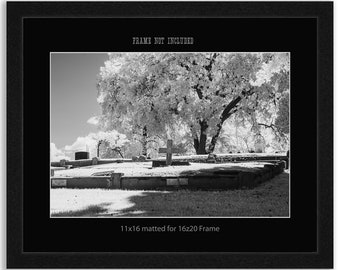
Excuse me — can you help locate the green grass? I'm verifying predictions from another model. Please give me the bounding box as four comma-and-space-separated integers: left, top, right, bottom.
51, 171, 289, 217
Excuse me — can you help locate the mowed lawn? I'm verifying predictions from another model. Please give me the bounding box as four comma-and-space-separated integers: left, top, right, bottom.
51, 171, 289, 217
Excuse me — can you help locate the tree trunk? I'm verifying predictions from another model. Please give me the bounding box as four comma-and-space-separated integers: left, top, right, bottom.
193, 120, 208, 154
193, 137, 200, 153
195, 87, 254, 154
207, 92, 249, 153
112, 147, 124, 158
196, 139, 207, 154
141, 126, 148, 156
208, 123, 223, 153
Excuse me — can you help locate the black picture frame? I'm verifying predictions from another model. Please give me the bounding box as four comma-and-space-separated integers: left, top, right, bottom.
7, 2, 333, 268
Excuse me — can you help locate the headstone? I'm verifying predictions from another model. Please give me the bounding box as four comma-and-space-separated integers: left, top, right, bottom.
158, 139, 181, 166
92, 157, 98, 165
206, 153, 217, 163
75, 151, 89, 160
138, 155, 147, 162
254, 134, 265, 153
60, 159, 66, 166
51, 179, 67, 187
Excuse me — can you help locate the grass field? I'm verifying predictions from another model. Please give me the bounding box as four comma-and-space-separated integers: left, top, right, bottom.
51, 170, 289, 217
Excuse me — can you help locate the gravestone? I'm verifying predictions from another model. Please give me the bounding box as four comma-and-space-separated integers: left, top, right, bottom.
60, 159, 66, 166
254, 133, 265, 153
158, 139, 181, 166
138, 155, 147, 162
206, 153, 217, 163
75, 151, 89, 160
92, 157, 98, 165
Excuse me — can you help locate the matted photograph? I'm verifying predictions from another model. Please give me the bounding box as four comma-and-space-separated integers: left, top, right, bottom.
8, 1, 332, 268
50, 52, 290, 218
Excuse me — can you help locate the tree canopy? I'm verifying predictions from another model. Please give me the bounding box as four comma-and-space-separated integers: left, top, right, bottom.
96, 52, 290, 155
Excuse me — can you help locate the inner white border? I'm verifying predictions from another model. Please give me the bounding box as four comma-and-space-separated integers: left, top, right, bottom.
49, 51, 291, 219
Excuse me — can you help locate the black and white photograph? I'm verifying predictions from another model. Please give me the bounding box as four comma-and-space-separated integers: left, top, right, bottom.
7, 1, 333, 268
50, 52, 290, 218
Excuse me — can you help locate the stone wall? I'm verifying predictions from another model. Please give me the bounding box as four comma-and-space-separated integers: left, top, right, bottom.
51, 161, 286, 190
51, 158, 132, 168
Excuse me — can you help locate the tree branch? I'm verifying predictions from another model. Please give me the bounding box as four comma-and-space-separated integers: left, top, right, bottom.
208, 86, 255, 153
111, 147, 124, 158
193, 84, 204, 99
204, 53, 218, 81
257, 123, 289, 140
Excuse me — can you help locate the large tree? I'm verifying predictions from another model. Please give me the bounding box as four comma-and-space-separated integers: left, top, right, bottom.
97, 52, 289, 154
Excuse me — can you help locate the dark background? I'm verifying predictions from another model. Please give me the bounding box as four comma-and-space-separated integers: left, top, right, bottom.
8, 2, 332, 268
23, 17, 317, 253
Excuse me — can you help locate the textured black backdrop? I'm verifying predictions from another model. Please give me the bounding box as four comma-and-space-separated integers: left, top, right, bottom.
7, 2, 332, 268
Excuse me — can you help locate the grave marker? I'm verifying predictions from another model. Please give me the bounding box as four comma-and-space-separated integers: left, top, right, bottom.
254, 133, 265, 153
158, 140, 181, 166
207, 153, 217, 163
92, 157, 98, 165
52, 179, 67, 187
60, 159, 66, 166
166, 178, 189, 186
75, 151, 89, 160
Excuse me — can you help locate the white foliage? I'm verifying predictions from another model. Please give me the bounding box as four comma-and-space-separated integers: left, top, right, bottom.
94, 130, 130, 148
63, 130, 130, 159
96, 52, 290, 153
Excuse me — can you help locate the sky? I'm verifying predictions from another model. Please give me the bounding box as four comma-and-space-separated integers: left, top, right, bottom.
51, 53, 109, 159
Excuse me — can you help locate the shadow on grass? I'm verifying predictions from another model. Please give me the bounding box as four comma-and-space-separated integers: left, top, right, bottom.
115, 172, 289, 217
178, 164, 258, 176
52, 203, 111, 217
51, 172, 289, 218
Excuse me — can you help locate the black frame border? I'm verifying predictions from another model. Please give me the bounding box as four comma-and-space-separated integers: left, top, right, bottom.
7, 2, 333, 268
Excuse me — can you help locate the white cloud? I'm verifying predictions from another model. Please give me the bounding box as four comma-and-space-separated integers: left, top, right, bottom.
55, 130, 130, 161
50, 143, 70, 162
64, 135, 98, 157
87, 116, 99, 125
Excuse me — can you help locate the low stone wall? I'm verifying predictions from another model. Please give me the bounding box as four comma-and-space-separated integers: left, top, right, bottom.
51, 153, 289, 169
51, 176, 111, 188
51, 161, 285, 190
51, 158, 132, 168
168, 155, 289, 168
